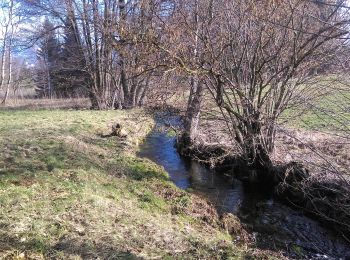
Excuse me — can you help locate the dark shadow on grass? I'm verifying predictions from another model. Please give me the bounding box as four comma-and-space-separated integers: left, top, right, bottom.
0, 234, 141, 259
52, 237, 141, 259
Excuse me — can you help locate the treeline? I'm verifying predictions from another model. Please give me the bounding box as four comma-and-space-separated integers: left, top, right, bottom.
13, 0, 350, 167
35, 18, 87, 98
23, 0, 167, 109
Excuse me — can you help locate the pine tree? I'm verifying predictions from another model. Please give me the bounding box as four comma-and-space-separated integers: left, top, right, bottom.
35, 18, 60, 98
54, 16, 88, 98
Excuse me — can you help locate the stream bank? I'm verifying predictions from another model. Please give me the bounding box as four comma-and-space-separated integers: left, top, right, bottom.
137, 111, 350, 259
1, 109, 256, 259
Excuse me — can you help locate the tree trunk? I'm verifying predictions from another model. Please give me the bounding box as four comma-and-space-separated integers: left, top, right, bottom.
185, 77, 203, 140
179, 76, 203, 152
1, 50, 12, 105
1, 16, 13, 106
181, 0, 202, 144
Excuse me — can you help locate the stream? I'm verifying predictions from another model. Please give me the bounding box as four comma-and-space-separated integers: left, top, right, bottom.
137, 114, 350, 259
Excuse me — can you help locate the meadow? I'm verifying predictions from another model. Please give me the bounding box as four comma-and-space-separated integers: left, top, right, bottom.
0, 108, 282, 259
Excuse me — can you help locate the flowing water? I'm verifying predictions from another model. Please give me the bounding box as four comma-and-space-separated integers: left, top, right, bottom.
137, 114, 350, 259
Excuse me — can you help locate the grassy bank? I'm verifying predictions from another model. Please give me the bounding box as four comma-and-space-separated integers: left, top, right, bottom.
0, 109, 280, 259
282, 87, 350, 131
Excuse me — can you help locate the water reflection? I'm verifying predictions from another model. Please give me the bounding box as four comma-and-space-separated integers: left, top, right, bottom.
137, 124, 243, 214
136, 117, 350, 258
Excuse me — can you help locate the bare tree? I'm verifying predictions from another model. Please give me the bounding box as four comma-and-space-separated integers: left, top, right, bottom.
170, 0, 349, 170
0, 0, 21, 105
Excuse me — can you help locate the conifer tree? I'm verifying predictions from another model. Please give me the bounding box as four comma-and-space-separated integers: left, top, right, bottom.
35, 17, 60, 98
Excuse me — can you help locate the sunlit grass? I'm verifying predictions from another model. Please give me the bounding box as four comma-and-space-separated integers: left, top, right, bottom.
282, 87, 350, 131
0, 109, 260, 259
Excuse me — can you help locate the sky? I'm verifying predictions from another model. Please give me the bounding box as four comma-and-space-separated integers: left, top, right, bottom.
1, 0, 350, 65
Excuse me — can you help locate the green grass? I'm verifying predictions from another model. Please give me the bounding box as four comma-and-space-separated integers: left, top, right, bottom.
0, 109, 276, 259
281, 82, 350, 131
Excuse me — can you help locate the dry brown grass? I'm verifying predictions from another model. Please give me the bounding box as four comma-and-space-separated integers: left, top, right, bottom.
273, 128, 350, 180
0, 98, 91, 110
195, 113, 349, 181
